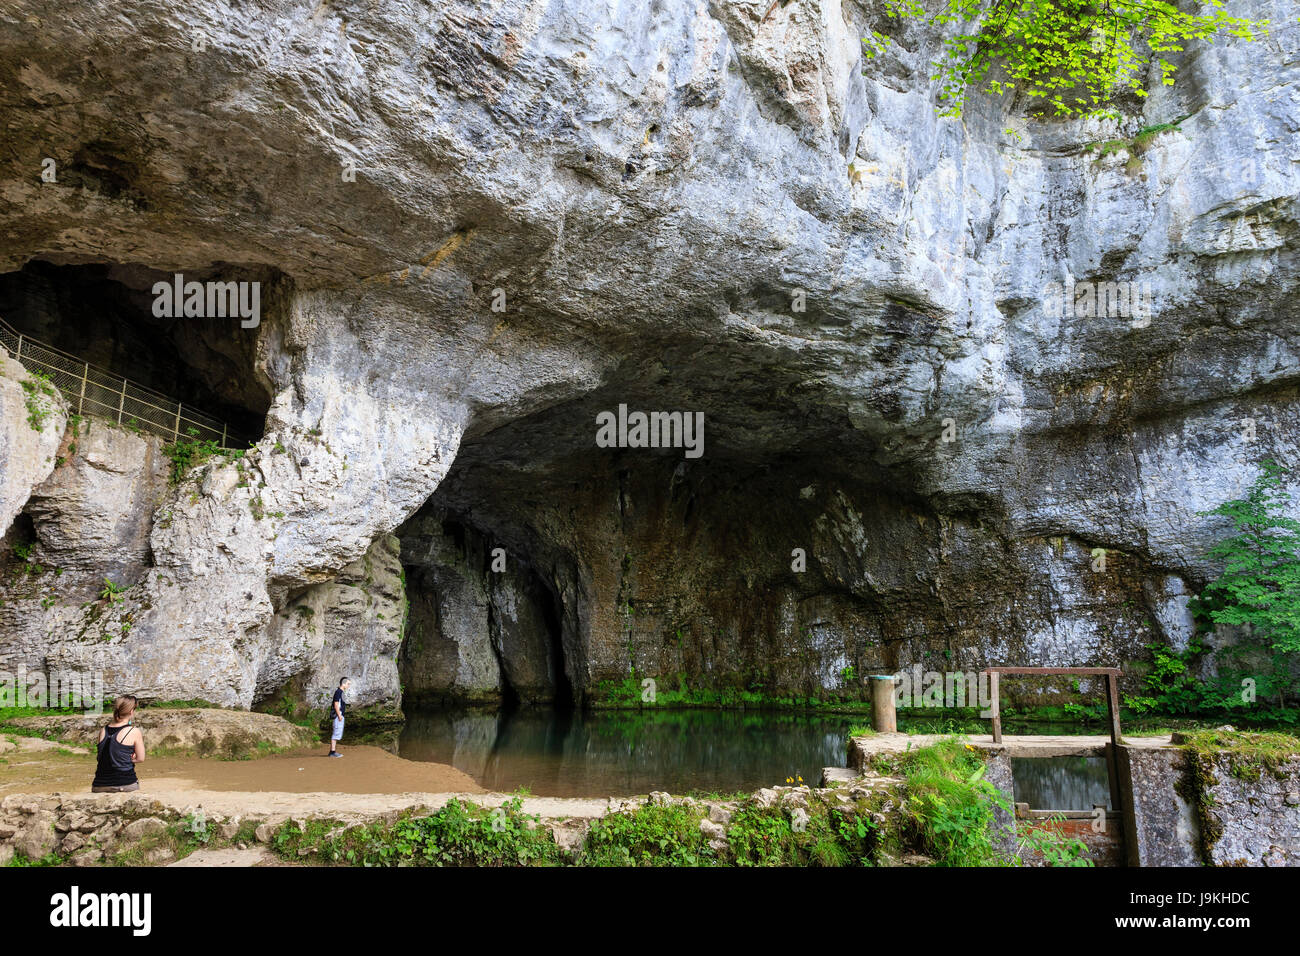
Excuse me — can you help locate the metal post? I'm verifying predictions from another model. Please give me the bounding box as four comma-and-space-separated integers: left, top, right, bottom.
117, 378, 126, 425
78, 363, 88, 415
221, 422, 227, 448
989, 671, 1002, 743
174, 404, 182, 441
15, 333, 22, 361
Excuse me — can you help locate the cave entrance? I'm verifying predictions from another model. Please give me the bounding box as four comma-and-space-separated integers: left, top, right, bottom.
397, 512, 574, 713
0, 259, 273, 442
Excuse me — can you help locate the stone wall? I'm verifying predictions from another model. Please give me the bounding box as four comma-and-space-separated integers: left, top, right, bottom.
1199, 754, 1300, 866
1120, 743, 1300, 866
1118, 746, 1204, 866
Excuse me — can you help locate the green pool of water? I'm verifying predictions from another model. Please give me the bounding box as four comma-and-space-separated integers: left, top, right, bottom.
388, 709, 1126, 797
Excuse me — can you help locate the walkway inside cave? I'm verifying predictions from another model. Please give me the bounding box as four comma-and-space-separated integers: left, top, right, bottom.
0, 259, 272, 441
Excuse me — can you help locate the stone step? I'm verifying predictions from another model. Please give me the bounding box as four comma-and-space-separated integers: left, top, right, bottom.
820, 767, 858, 787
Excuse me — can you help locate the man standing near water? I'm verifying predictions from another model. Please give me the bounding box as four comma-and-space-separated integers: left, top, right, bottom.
328, 678, 350, 757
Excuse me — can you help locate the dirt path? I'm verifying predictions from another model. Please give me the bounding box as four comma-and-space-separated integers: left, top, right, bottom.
168, 847, 284, 867
1, 739, 481, 795
134, 787, 615, 822
0, 736, 619, 821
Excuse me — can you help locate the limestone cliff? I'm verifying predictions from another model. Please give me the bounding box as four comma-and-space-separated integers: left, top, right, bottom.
0, 0, 1296, 712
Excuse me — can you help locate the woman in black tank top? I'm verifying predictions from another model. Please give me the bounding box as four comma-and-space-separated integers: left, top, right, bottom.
92, 695, 145, 793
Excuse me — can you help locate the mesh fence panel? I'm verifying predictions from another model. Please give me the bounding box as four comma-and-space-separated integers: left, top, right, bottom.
0, 317, 244, 448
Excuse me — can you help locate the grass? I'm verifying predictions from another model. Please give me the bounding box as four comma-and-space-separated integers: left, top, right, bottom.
1180, 727, 1300, 780
265, 789, 884, 868
20, 371, 59, 431
588, 676, 874, 713
589, 675, 1300, 732
162, 430, 245, 484
0, 703, 118, 752
890, 738, 1011, 866
1083, 116, 1191, 171
143, 698, 227, 710
7, 850, 67, 867
105, 811, 263, 866
273, 796, 564, 867
582, 801, 715, 866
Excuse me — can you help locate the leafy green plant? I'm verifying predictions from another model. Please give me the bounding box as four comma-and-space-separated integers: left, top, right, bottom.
581, 801, 712, 867
868, 0, 1264, 120
1123, 640, 1207, 715
1014, 815, 1094, 867
20, 370, 58, 431
99, 578, 125, 603
275, 796, 562, 867
895, 737, 1010, 866
163, 427, 245, 484
724, 803, 796, 867
1193, 460, 1300, 656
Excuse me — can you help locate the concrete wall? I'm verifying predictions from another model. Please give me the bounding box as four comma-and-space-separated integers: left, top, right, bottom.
1200, 754, 1300, 866
1119, 744, 1300, 867
1118, 746, 1203, 866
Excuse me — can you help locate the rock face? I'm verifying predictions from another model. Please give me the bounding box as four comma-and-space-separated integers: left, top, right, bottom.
398, 511, 561, 707
0, 352, 66, 537
399, 514, 503, 707
7, 708, 316, 757
0, 420, 167, 699
262, 533, 407, 720
20, 420, 168, 587
0, 0, 1297, 709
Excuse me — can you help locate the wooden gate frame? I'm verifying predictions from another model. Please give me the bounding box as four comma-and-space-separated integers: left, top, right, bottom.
981, 666, 1124, 814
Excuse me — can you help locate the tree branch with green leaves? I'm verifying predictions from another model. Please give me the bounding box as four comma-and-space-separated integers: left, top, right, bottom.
1193, 459, 1300, 658
865, 0, 1266, 120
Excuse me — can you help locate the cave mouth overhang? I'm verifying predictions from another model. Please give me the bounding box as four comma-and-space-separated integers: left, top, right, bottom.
0, 257, 282, 441
392, 363, 937, 709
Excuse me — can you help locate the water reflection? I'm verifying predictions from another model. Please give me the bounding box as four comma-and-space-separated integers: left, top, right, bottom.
1011, 756, 1111, 810
396, 709, 853, 797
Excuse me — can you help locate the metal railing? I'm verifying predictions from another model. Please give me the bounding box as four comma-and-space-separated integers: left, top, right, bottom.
0, 317, 246, 448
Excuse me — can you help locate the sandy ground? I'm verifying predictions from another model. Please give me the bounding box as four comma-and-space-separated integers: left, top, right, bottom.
0, 736, 620, 821
0, 739, 479, 794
